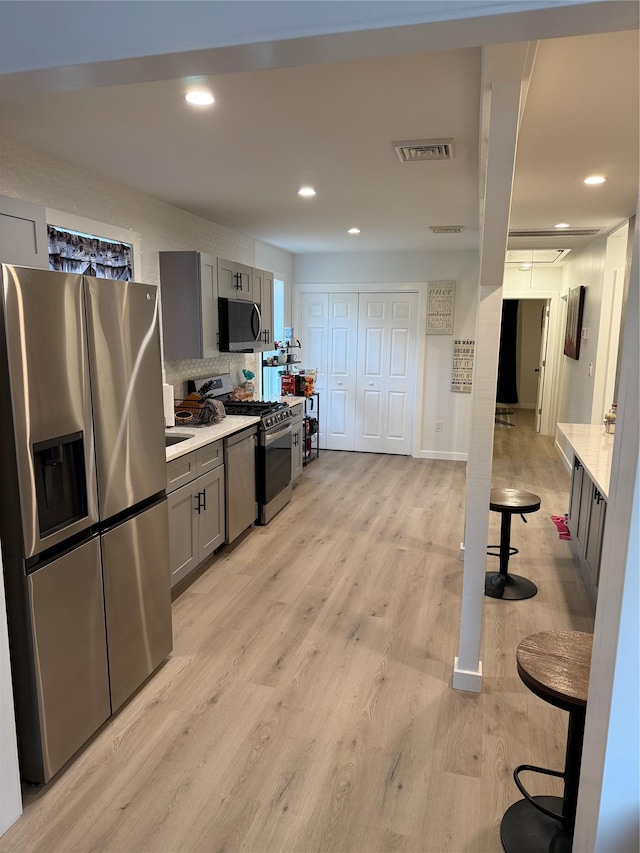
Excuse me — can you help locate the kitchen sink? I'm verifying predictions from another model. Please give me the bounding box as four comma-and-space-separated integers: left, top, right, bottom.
165, 433, 193, 447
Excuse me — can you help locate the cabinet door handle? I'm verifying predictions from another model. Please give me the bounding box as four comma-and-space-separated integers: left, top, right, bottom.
234, 272, 242, 290
195, 493, 202, 514
201, 489, 207, 511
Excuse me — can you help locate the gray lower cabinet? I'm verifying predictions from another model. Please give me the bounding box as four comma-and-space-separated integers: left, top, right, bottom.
166, 443, 225, 588
291, 406, 305, 481
567, 454, 607, 597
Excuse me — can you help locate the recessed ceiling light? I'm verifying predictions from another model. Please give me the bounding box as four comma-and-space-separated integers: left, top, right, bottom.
298, 186, 316, 198
520, 263, 532, 271
584, 175, 606, 185
185, 91, 214, 106
555, 223, 570, 229
348, 228, 360, 235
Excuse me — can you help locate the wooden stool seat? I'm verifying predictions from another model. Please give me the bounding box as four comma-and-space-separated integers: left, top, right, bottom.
501, 631, 593, 853
485, 488, 541, 600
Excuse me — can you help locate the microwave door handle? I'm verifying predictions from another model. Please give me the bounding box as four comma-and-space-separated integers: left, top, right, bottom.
252, 303, 262, 342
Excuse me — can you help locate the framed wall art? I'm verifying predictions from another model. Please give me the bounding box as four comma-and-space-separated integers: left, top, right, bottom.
427, 280, 456, 335
564, 285, 585, 360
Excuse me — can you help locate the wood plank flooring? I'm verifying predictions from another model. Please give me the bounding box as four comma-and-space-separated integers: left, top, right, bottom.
0, 410, 594, 853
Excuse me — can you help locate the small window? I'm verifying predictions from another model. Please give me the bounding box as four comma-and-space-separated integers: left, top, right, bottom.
47, 225, 133, 280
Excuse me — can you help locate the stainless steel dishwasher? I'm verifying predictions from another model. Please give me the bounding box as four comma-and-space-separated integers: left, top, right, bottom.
224, 425, 258, 543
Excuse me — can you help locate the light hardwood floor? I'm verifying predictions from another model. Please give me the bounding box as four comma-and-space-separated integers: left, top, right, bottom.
1, 410, 594, 853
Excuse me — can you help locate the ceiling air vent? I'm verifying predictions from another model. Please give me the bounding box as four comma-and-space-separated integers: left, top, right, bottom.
508, 227, 603, 238
393, 138, 455, 163
429, 225, 464, 234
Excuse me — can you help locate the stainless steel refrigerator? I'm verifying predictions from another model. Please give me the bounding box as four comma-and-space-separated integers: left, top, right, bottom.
0, 264, 172, 784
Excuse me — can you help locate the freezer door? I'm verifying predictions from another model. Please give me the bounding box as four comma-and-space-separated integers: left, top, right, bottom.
84, 278, 166, 520
101, 499, 172, 712
26, 536, 111, 783
0, 265, 99, 558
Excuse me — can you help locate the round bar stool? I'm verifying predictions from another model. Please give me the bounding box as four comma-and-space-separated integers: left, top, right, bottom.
485, 488, 541, 600
501, 630, 593, 853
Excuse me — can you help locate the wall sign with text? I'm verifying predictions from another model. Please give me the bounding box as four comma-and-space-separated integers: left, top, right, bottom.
427, 280, 456, 335
451, 339, 475, 393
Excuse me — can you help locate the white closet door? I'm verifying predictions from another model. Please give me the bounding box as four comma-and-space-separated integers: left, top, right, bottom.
300, 293, 328, 443
355, 293, 418, 454
326, 293, 359, 450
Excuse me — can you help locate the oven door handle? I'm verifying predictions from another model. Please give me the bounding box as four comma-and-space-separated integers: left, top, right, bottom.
263, 423, 292, 446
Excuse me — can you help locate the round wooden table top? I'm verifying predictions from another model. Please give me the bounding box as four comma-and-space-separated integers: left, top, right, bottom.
490, 488, 541, 514
516, 631, 593, 713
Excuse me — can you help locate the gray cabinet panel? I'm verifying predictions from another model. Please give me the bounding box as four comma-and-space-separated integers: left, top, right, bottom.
197, 466, 226, 558
196, 440, 223, 476
0, 195, 48, 268
253, 268, 274, 348
167, 480, 200, 587
291, 409, 304, 481
218, 258, 253, 301
167, 451, 197, 493
167, 445, 225, 588
159, 251, 218, 359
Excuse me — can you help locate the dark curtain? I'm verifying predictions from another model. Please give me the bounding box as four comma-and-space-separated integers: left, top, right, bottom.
48, 227, 132, 280
497, 299, 519, 404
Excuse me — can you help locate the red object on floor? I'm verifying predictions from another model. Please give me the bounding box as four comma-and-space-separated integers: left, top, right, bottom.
551, 515, 571, 540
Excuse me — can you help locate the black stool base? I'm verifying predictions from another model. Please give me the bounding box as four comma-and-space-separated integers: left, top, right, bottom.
485, 571, 538, 600
501, 796, 572, 852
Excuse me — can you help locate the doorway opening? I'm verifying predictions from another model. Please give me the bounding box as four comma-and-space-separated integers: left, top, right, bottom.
497, 298, 550, 433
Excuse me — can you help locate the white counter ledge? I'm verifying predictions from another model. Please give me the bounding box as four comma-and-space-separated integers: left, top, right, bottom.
165, 415, 260, 462
557, 423, 614, 499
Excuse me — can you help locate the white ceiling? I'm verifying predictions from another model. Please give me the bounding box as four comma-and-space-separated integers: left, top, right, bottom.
0, 3, 637, 258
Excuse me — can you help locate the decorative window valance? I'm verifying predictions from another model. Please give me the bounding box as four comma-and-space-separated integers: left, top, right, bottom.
48, 226, 132, 280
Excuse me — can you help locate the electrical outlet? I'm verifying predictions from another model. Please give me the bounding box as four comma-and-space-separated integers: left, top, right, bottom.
435, 421, 443, 432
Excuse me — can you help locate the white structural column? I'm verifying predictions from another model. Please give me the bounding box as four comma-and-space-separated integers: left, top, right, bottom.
453, 42, 536, 691
574, 213, 639, 853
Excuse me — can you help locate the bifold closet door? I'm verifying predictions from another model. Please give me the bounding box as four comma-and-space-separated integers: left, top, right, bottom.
326, 293, 359, 450
354, 293, 417, 454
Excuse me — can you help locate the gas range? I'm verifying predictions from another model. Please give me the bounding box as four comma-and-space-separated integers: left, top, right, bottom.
223, 400, 292, 431
186, 374, 293, 431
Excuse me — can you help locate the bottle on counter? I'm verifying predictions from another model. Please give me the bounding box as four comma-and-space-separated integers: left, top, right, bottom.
604, 403, 617, 434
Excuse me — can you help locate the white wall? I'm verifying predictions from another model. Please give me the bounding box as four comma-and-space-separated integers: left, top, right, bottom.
0, 135, 295, 395
557, 237, 608, 425
294, 249, 479, 460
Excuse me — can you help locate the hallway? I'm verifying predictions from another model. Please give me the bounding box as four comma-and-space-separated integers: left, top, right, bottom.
1, 412, 594, 853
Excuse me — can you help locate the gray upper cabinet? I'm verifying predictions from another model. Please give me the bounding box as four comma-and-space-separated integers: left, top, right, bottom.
217, 257, 253, 301
253, 268, 274, 349
0, 195, 48, 269
159, 251, 218, 359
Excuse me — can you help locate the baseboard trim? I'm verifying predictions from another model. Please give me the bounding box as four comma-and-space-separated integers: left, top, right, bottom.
452, 658, 483, 692
414, 450, 468, 462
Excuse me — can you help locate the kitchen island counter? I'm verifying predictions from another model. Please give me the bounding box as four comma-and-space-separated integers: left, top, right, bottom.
166, 415, 260, 462
557, 423, 614, 499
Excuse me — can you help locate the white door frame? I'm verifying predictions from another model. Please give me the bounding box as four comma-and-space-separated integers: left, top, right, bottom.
294, 282, 426, 458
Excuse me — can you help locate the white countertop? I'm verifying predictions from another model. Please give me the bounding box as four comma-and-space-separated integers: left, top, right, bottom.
557, 423, 615, 499
166, 415, 260, 462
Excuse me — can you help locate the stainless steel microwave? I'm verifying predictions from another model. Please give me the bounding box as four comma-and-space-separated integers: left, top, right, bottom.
218, 297, 262, 352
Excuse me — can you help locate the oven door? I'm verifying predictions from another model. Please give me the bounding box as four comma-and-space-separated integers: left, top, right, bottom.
259, 422, 292, 504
